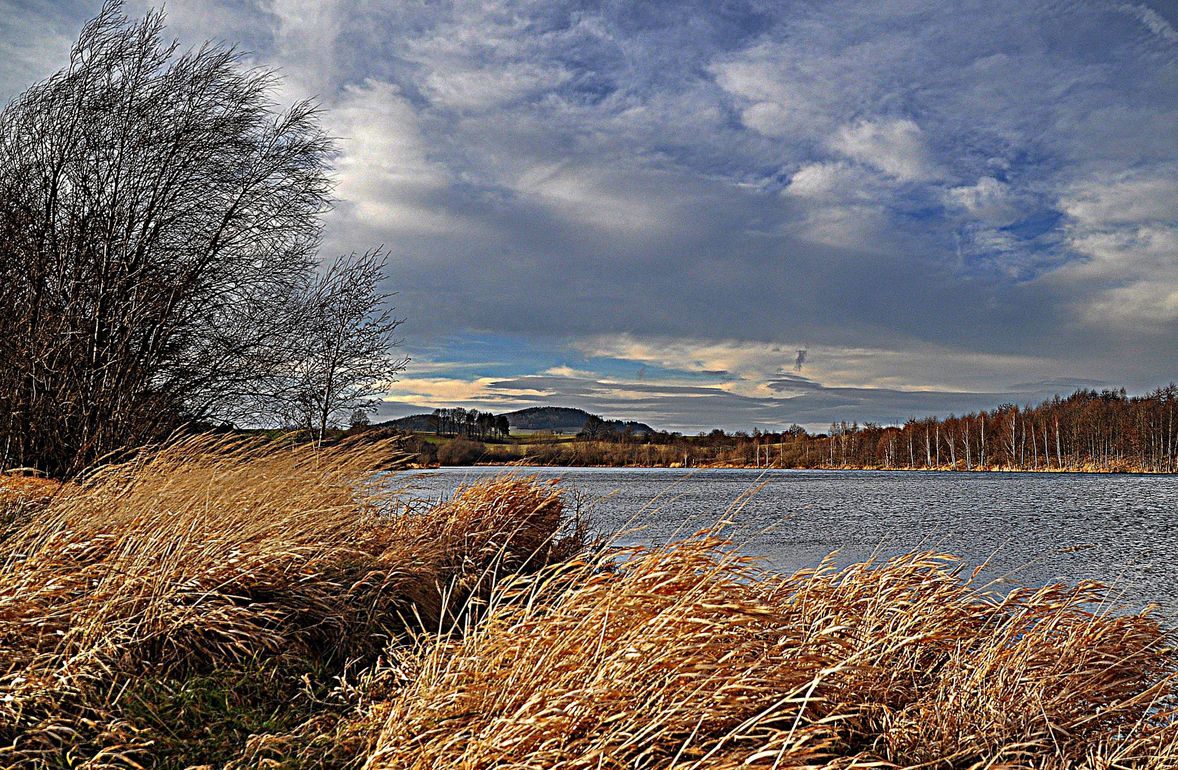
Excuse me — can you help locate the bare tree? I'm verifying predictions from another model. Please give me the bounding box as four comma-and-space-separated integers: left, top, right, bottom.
348, 409, 371, 430
284, 250, 408, 444
0, 3, 401, 473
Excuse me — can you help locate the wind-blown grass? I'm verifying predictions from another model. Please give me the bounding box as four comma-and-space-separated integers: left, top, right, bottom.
0, 436, 579, 767
1, 437, 1174, 768
339, 541, 1177, 769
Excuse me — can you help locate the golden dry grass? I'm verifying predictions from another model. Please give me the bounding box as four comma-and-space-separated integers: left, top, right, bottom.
0, 474, 61, 501
0, 436, 579, 768
1, 437, 1175, 769
339, 541, 1177, 770
0, 473, 61, 535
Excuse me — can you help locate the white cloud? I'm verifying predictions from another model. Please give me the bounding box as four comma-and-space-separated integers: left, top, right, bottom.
382, 376, 548, 408
1051, 167, 1178, 326
574, 334, 789, 378
332, 79, 459, 234
1060, 224, 1178, 324
709, 53, 800, 137
542, 365, 597, 378
373, 334, 1097, 433
1118, 3, 1178, 45
781, 162, 892, 247
946, 176, 1021, 226
1060, 168, 1178, 228
738, 101, 793, 137
423, 61, 573, 111
399, 1, 602, 114
259, 0, 345, 99
511, 162, 673, 234
572, 333, 1067, 395
830, 118, 940, 182
785, 162, 871, 201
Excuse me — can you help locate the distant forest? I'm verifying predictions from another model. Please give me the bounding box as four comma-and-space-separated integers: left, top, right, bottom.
429, 408, 511, 440
777, 385, 1178, 472
403, 386, 1178, 473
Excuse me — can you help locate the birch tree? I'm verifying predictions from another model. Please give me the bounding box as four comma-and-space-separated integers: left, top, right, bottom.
285, 250, 408, 444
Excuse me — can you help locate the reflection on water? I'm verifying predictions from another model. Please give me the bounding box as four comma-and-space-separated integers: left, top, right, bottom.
397, 466, 1178, 617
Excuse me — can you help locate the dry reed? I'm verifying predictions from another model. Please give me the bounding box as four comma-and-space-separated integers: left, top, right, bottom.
1, 437, 1174, 769
353, 540, 1177, 769
0, 436, 578, 768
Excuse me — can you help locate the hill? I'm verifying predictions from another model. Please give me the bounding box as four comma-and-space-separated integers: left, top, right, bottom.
380, 413, 438, 432
378, 407, 655, 436
503, 407, 654, 435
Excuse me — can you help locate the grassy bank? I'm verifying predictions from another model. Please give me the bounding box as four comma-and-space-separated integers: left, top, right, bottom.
1, 438, 1175, 768
409, 433, 1176, 474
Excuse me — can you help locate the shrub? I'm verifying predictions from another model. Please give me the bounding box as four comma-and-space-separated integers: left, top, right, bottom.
436, 438, 486, 465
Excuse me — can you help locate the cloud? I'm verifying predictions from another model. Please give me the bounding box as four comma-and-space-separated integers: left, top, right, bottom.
259, 0, 344, 98
780, 161, 895, 246
946, 176, 1021, 226
381, 375, 550, 408
830, 118, 941, 182
570, 335, 794, 391
1049, 166, 1178, 326
1059, 224, 1178, 325
568, 333, 1069, 394
1118, 3, 1178, 45
7, 0, 1178, 426
511, 162, 674, 234
1059, 168, 1178, 228
709, 51, 799, 138
542, 365, 598, 378
378, 356, 1110, 433
331, 79, 460, 235
423, 61, 573, 111
784, 162, 877, 202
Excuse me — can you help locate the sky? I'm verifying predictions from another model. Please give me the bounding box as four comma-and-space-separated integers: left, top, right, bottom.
3, 0, 1177, 432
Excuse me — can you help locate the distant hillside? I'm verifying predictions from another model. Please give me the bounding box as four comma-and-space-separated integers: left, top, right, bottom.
379, 414, 437, 432
378, 407, 655, 435
504, 407, 654, 435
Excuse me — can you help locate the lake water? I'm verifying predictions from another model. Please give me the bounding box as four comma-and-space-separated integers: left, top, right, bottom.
395, 466, 1178, 618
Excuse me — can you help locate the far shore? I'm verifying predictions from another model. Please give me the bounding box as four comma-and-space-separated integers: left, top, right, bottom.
415, 459, 1177, 475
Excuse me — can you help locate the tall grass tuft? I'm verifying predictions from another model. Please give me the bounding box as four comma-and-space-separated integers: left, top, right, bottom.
359, 539, 1177, 769
0, 436, 578, 767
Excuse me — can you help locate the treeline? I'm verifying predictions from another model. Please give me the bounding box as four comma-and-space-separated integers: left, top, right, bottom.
806, 386, 1178, 472
430, 408, 510, 440
422, 386, 1178, 472
729, 385, 1178, 472
577, 414, 652, 440
753, 385, 1178, 472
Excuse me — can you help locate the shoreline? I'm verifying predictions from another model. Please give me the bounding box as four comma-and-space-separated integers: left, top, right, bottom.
419, 460, 1178, 475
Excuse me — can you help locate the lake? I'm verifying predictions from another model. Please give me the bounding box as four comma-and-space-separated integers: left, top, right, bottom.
395, 466, 1178, 618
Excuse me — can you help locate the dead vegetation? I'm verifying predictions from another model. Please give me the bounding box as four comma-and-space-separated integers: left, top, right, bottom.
0, 437, 1174, 768
346, 542, 1177, 770
0, 437, 578, 767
